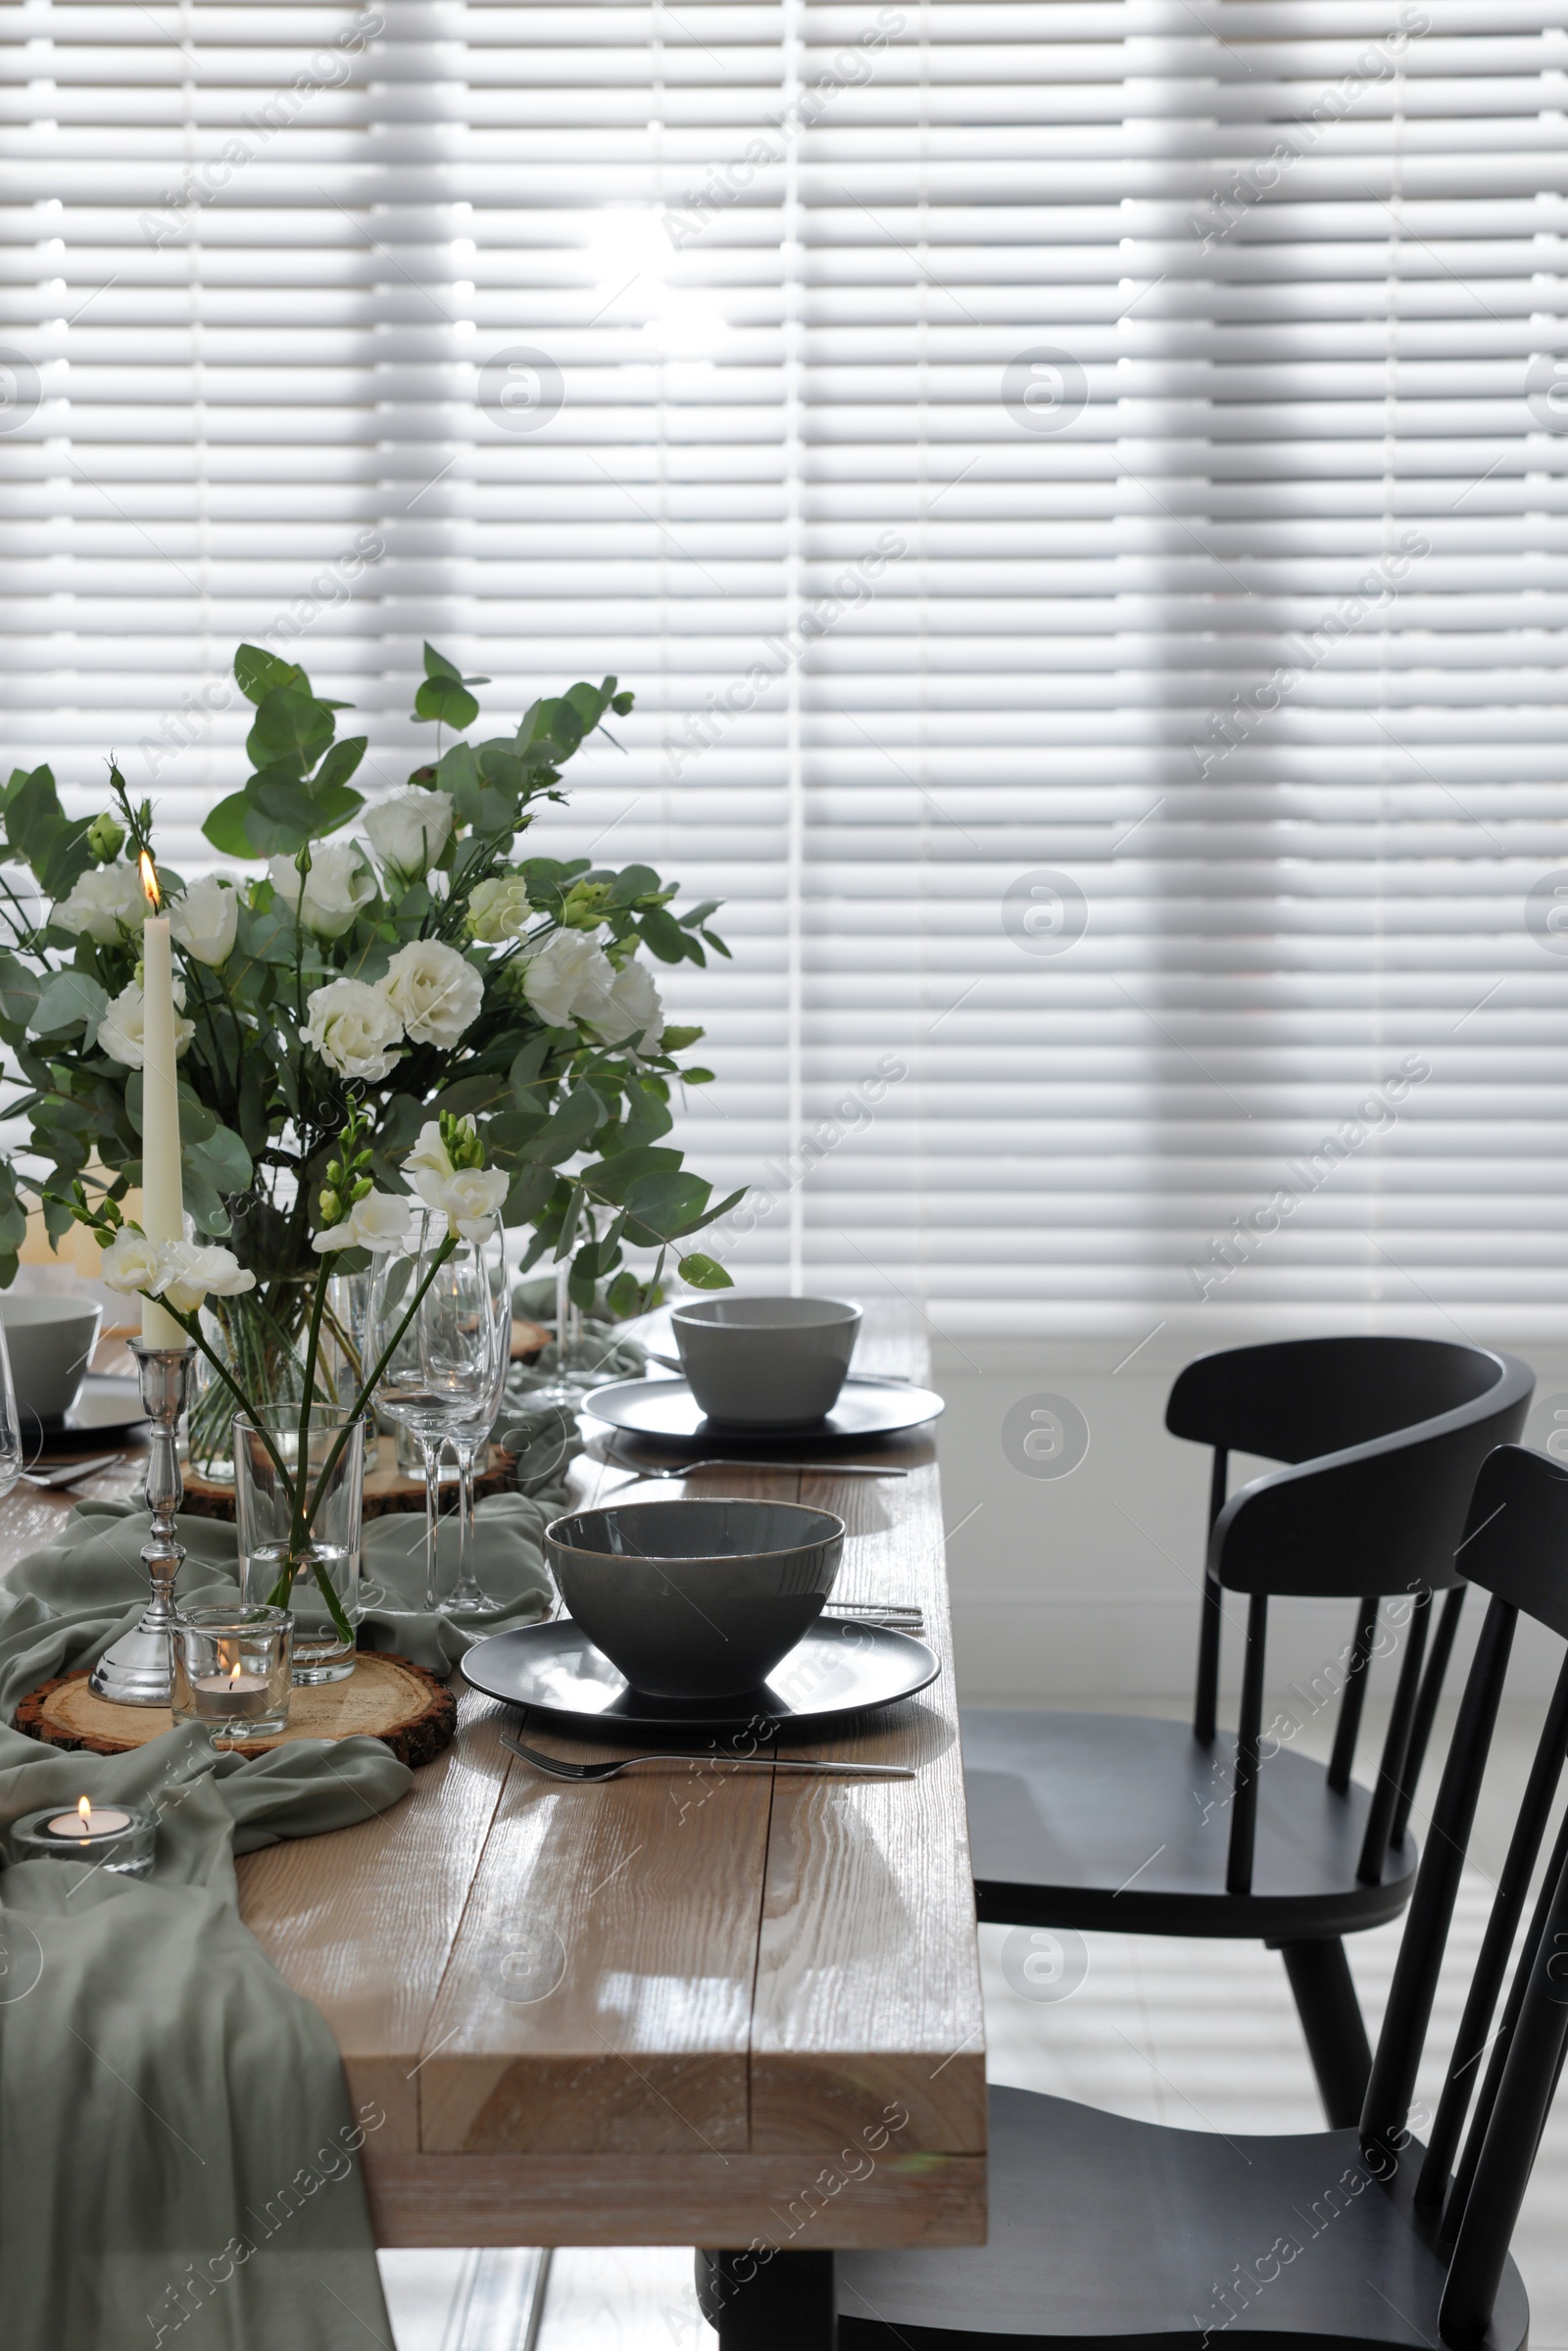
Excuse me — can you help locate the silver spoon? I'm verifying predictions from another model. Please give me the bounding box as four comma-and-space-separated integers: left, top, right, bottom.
501, 1730, 913, 1784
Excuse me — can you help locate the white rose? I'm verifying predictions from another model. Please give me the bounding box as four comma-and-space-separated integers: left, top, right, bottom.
168, 873, 238, 968
433, 1164, 510, 1241
366, 788, 454, 881
466, 873, 532, 944
268, 841, 377, 939
53, 863, 149, 944
312, 1189, 416, 1255
97, 979, 195, 1069
100, 1227, 163, 1296
376, 938, 484, 1048
303, 977, 404, 1081
591, 959, 664, 1051
153, 1241, 256, 1317
520, 930, 615, 1027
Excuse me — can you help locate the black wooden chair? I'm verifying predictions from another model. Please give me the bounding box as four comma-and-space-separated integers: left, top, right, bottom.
962, 1337, 1534, 2125
764, 1441, 1568, 2349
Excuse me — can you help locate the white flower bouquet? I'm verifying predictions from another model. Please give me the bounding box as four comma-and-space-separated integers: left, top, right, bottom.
0, 642, 739, 1479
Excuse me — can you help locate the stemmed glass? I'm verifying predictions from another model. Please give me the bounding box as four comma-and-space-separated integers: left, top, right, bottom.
369, 1212, 505, 1614
0, 1315, 21, 1503
442, 1215, 511, 1616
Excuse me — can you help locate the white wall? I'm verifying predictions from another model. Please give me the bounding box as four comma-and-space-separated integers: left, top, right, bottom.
929, 1336, 1568, 1706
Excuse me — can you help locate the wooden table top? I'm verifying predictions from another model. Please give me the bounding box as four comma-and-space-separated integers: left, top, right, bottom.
0, 1320, 986, 2254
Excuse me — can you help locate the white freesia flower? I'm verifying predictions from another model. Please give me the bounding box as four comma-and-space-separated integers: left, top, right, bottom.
100, 1227, 163, 1296
53, 862, 149, 944
376, 938, 483, 1048
302, 977, 405, 1081
520, 929, 614, 1027
466, 873, 532, 944
153, 1241, 257, 1317
365, 787, 454, 881
312, 1189, 415, 1255
434, 1164, 510, 1241
97, 979, 195, 1069
406, 1116, 458, 1206
591, 959, 664, 1051
168, 873, 238, 968
268, 841, 377, 939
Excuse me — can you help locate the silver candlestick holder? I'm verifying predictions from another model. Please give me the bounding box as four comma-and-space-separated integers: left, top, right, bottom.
89, 1342, 197, 1706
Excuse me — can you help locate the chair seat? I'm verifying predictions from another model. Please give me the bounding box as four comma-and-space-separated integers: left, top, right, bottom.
837, 2085, 1528, 2350
963, 1711, 1417, 1940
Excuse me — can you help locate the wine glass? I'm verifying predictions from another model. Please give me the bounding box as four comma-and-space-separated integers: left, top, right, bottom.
369, 1213, 502, 1613
442, 1216, 512, 1616
0, 1315, 22, 1502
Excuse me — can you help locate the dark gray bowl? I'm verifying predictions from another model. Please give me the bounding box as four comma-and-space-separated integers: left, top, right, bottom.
545, 1498, 846, 1700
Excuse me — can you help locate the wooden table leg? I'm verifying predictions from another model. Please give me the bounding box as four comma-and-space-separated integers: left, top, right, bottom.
697, 2249, 837, 2348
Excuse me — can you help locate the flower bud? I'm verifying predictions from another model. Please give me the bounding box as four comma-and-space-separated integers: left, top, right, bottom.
87, 812, 126, 864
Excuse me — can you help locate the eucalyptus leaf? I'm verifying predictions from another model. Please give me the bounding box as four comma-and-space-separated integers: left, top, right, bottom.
28, 970, 108, 1041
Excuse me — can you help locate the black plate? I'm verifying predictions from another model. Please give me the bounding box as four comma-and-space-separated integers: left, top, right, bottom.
460, 1615, 940, 1737
582, 1374, 944, 1447
24, 1373, 148, 1456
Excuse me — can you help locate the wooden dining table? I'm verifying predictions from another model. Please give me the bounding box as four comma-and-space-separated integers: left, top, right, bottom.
0, 1318, 986, 2348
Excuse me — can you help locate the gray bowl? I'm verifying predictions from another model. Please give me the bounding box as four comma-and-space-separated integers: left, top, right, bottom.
671, 1295, 861, 1427
0, 1294, 103, 1425
546, 1498, 846, 1700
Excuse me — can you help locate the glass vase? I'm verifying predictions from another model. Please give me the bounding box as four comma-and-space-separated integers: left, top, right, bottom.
234, 1406, 365, 1684
183, 1271, 377, 1485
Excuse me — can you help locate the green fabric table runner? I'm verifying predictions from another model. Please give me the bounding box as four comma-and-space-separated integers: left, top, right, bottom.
0, 1400, 581, 2349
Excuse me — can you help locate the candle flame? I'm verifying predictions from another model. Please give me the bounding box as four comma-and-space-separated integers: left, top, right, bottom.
76, 1794, 92, 1831
138, 851, 160, 910
229, 1659, 242, 1687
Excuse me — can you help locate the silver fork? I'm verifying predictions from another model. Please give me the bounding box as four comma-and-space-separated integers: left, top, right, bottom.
501, 1730, 914, 1783
20, 1451, 125, 1490
601, 1448, 906, 1485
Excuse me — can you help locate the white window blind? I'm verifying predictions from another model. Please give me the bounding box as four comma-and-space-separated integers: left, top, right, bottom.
3, 2, 1567, 1339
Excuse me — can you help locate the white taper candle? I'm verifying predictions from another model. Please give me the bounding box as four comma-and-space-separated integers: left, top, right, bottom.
138, 877, 187, 1348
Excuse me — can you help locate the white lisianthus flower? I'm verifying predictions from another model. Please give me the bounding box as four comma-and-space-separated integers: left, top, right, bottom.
100, 1227, 164, 1296
302, 977, 405, 1081
466, 873, 532, 944
520, 929, 615, 1027
168, 873, 238, 968
97, 979, 195, 1069
365, 787, 454, 881
312, 1189, 416, 1255
153, 1241, 257, 1317
268, 841, 377, 939
591, 959, 664, 1051
53, 862, 149, 944
433, 1164, 510, 1241
376, 938, 484, 1048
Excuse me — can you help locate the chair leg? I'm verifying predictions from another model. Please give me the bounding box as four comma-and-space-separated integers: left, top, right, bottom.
696, 2249, 837, 2349
1275, 1938, 1373, 2128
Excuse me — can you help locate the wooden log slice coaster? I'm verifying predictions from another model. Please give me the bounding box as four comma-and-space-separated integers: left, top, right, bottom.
13, 1650, 456, 1769
179, 1446, 518, 1524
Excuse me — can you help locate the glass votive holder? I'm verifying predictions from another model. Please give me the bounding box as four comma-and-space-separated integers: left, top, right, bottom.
11, 1798, 157, 1878
172, 1605, 292, 1741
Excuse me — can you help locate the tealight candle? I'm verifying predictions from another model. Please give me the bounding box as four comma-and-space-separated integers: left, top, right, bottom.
44, 1798, 132, 1839
11, 1799, 157, 1878
192, 1664, 272, 1720
172, 1607, 292, 1740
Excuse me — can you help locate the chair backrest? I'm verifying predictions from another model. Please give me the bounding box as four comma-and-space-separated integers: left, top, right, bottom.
1164, 1337, 1534, 1898
1358, 1444, 1568, 2346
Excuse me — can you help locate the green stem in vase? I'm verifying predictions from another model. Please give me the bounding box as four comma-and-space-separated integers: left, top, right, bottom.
302, 1232, 460, 1532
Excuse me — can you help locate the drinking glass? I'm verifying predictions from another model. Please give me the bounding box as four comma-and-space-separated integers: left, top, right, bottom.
234, 1407, 365, 1682
370, 1213, 503, 1613
443, 1215, 512, 1615
525, 1258, 620, 1409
